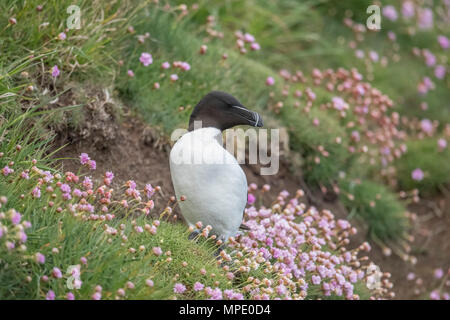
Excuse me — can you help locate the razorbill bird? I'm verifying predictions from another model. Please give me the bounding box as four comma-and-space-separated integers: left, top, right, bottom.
169, 91, 263, 242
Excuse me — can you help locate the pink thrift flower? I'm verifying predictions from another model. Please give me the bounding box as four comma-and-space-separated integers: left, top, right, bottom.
127, 69, 135, 77
6, 241, 15, 250
402, 1, 415, 19
35, 252, 46, 264
275, 284, 287, 296
424, 50, 436, 67
438, 35, 449, 50
420, 119, 433, 133
174, 283, 186, 294
411, 168, 424, 181
265, 76, 275, 86
32, 187, 41, 198
369, 51, 379, 62
80, 257, 87, 265
51, 65, 60, 77
79, 153, 90, 165
139, 52, 153, 66
66, 292, 75, 300
355, 50, 364, 59
145, 184, 155, 198
233, 293, 244, 300
58, 32, 66, 40
438, 138, 447, 151
434, 268, 444, 279
21, 171, 30, 179
224, 289, 234, 300
92, 292, 101, 300
387, 31, 396, 41
312, 275, 321, 285
407, 272, 416, 280
88, 160, 96, 170
46, 290, 55, 300
180, 62, 191, 71
60, 183, 71, 194
243, 33, 255, 43
11, 211, 21, 225
382, 5, 398, 21
312, 118, 320, 126
170, 74, 178, 82
418, 8, 433, 30
250, 42, 260, 51
73, 188, 82, 197
146, 279, 154, 287
70, 266, 81, 279
210, 288, 223, 300
247, 193, 256, 205
193, 282, 204, 291
161, 61, 170, 69
417, 82, 428, 95
82, 176, 93, 190
19, 231, 27, 243
152, 247, 162, 256
434, 65, 446, 79
52, 267, 63, 278
430, 290, 440, 300
2, 166, 13, 176
332, 97, 347, 110
105, 171, 114, 181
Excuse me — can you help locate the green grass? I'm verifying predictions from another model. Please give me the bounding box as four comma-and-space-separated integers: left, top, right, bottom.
115, 6, 279, 134
339, 179, 409, 243
395, 137, 450, 195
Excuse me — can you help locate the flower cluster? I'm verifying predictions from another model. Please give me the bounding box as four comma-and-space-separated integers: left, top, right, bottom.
267, 66, 408, 172
0, 204, 31, 253
174, 188, 393, 300
234, 30, 261, 54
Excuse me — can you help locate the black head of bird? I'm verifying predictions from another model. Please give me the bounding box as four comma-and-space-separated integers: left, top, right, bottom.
188, 91, 263, 131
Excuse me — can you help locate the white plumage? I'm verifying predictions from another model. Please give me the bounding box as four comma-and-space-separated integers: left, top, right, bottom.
169, 127, 247, 241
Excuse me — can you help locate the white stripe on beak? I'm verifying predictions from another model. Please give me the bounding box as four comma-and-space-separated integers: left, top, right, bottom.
254, 112, 259, 127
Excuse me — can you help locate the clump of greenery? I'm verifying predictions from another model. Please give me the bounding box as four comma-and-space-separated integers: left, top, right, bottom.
395, 138, 450, 195
339, 179, 409, 243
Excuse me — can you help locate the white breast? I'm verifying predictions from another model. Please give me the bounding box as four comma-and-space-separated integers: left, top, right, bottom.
169, 128, 247, 240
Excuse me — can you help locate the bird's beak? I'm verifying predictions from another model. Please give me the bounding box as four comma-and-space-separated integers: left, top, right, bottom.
232, 105, 264, 127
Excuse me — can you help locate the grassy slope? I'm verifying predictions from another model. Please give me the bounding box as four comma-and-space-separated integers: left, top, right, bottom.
1, 0, 448, 299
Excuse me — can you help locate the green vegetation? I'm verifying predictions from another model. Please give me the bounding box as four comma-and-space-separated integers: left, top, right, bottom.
395, 137, 450, 195
1, 0, 449, 299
